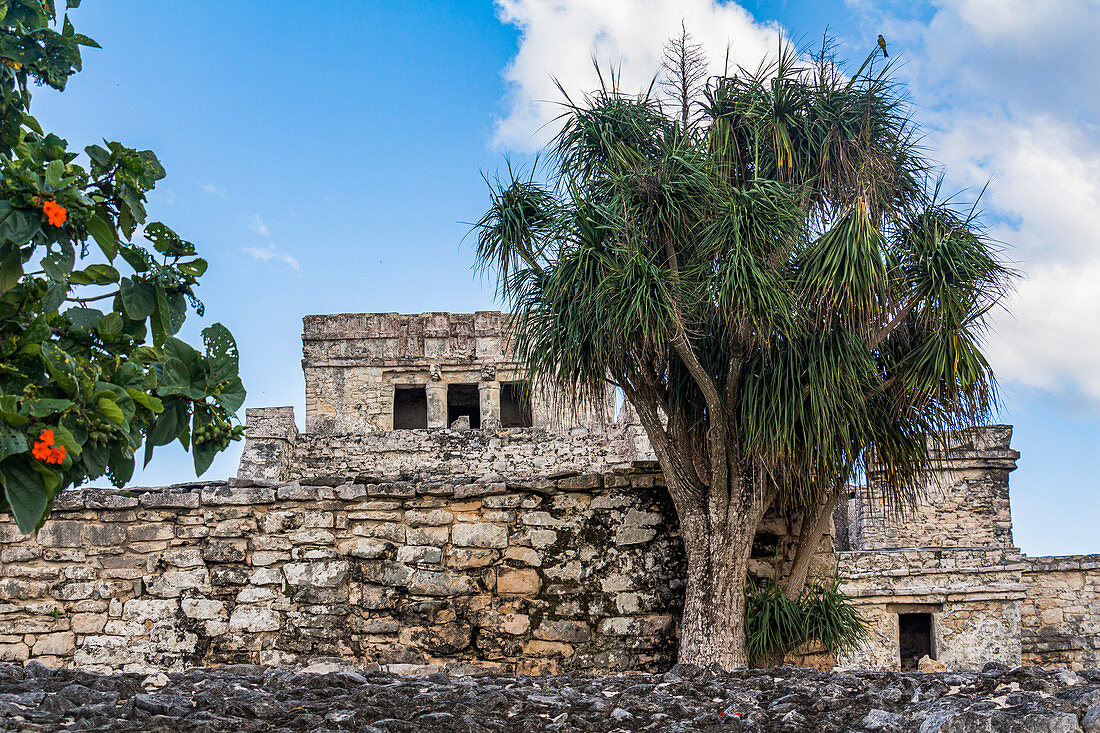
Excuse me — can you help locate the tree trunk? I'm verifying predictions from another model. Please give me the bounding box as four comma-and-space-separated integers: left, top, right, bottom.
785, 492, 840, 599
674, 507, 757, 668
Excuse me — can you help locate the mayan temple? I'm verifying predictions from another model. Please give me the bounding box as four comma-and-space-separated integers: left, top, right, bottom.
0, 312, 1097, 674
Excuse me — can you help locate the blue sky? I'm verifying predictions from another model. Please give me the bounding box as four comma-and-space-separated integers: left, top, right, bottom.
35, 1, 1099, 556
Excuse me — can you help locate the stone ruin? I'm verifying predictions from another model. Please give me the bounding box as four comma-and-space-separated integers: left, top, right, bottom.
0, 311, 1096, 675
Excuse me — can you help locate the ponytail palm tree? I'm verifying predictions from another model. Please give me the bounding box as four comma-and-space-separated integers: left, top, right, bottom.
475, 40, 1011, 668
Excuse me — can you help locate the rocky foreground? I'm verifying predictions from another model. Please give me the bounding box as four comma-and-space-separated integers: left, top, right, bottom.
2, 661, 1100, 732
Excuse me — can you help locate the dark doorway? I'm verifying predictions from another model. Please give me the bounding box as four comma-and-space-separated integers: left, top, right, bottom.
393, 386, 427, 429
898, 612, 934, 670
500, 381, 533, 428
447, 383, 481, 429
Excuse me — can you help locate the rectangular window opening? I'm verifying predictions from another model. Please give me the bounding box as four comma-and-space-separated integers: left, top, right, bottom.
898, 612, 934, 671
500, 381, 533, 428
393, 386, 427, 429
446, 383, 481, 429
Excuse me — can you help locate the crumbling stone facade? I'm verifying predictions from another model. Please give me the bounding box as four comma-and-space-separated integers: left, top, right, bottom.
0, 311, 1097, 674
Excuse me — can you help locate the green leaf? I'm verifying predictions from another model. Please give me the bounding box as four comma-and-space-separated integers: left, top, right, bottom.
98, 312, 123, 336
96, 396, 125, 425
146, 399, 186, 448
0, 202, 39, 246
45, 159, 64, 188
22, 397, 73, 418
0, 424, 27, 462
0, 396, 27, 426
83, 264, 119, 285
64, 307, 103, 335
51, 423, 81, 457
107, 444, 134, 486
0, 245, 24, 295
84, 214, 117, 261
214, 376, 246, 413
119, 278, 156, 320
85, 144, 109, 168
42, 243, 75, 282
40, 343, 78, 396
178, 258, 207, 277
1, 458, 48, 534
126, 388, 163, 413
82, 444, 108, 478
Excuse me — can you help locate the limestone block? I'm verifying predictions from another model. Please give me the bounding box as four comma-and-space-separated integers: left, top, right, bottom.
361, 561, 412, 587
406, 526, 449, 547
446, 548, 498, 569
352, 522, 405, 543
162, 548, 204, 568
397, 546, 443, 565
181, 598, 226, 620
338, 538, 392, 559
229, 607, 282, 633
405, 509, 453, 526
203, 541, 246, 563
496, 569, 541, 597
452, 522, 508, 549
143, 568, 211, 598
503, 547, 542, 567
282, 561, 349, 588
407, 570, 478, 597
535, 620, 591, 643
200, 486, 277, 505
122, 599, 179, 623
32, 632, 76, 656
37, 521, 83, 547
70, 613, 107, 634
0, 642, 29, 661
126, 525, 175, 542
597, 615, 673, 636
521, 639, 574, 658
83, 523, 128, 546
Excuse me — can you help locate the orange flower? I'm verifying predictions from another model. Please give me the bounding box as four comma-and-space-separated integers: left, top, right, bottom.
31, 428, 66, 465
42, 200, 67, 227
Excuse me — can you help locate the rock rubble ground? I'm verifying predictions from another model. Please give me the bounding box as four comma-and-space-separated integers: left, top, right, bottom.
1, 661, 1099, 732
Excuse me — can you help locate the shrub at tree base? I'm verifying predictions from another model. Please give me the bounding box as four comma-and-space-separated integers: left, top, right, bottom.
0, 1, 245, 534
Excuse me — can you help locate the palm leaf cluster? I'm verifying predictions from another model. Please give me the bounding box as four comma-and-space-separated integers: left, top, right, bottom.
746, 573, 867, 663
475, 38, 1009, 563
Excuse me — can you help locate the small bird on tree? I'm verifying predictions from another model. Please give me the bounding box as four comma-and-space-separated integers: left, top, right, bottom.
878, 34, 888, 57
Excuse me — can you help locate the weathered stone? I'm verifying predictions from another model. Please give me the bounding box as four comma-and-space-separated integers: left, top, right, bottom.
496, 568, 541, 596
181, 598, 226, 620
228, 607, 282, 632
404, 509, 453, 526
282, 561, 349, 588
451, 522, 507, 549
397, 545, 443, 565
201, 485, 276, 505
31, 632, 75, 656
407, 570, 477, 597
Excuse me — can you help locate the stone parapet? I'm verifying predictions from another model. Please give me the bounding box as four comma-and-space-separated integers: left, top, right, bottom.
0, 471, 688, 675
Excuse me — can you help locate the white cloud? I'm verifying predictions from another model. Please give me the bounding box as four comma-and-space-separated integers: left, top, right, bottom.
243, 244, 300, 272
249, 214, 270, 237
492, 0, 782, 150
841, 0, 1100, 404
199, 182, 227, 198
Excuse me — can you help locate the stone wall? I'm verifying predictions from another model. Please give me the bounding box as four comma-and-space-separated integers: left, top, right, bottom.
1021, 555, 1100, 670
837, 547, 1026, 671
846, 426, 1017, 550
0, 472, 690, 675
302, 312, 610, 434
237, 406, 654, 485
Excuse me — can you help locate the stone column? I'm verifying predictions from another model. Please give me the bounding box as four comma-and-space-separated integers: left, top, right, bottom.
426, 383, 448, 428
479, 382, 501, 430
